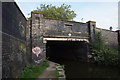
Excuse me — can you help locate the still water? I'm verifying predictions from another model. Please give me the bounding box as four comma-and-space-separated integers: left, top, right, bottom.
47, 41, 120, 80
54, 60, 120, 80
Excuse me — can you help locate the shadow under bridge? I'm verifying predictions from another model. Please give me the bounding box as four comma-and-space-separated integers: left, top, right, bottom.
45, 38, 89, 63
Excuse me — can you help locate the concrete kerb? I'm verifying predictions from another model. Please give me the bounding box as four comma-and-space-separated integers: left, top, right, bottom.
55, 63, 66, 80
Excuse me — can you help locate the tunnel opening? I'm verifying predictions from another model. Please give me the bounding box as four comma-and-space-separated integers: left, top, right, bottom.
46, 41, 90, 79
46, 41, 88, 63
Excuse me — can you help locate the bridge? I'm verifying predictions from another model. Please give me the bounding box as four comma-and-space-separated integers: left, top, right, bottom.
1, 2, 120, 78
26, 12, 97, 64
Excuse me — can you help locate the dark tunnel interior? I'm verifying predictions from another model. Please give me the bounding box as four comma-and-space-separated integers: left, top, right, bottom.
46, 41, 88, 63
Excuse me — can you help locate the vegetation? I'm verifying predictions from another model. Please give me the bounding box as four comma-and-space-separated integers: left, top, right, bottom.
18, 59, 49, 79
33, 4, 76, 20
56, 69, 60, 77
90, 31, 120, 66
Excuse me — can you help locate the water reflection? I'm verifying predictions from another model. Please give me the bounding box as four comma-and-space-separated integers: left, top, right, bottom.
53, 60, 120, 80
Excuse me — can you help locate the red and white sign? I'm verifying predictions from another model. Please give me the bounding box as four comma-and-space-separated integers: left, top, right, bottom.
32, 46, 42, 57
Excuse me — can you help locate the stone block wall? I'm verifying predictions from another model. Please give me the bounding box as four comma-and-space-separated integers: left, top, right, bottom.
41, 18, 88, 38
29, 12, 120, 65
30, 12, 90, 64
87, 21, 96, 41
31, 12, 89, 38
2, 33, 26, 78
31, 12, 46, 65
2, 2, 27, 78
0, 1, 2, 79
87, 21, 119, 48
117, 30, 120, 46
96, 28, 118, 48
26, 20, 32, 64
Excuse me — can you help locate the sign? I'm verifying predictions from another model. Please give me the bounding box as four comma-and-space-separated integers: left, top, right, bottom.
32, 46, 42, 57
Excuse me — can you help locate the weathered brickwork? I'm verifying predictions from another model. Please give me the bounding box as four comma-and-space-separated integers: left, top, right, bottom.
2, 2, 27, 78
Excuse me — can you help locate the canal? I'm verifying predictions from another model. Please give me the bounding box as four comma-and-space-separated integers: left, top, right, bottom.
46, 41, 120, 80
56, 60, 120, 80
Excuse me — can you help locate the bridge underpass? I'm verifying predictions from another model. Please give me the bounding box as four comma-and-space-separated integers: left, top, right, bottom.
45, 39, 120, 79
45, 39, 90, 79
46, 40, 89, 63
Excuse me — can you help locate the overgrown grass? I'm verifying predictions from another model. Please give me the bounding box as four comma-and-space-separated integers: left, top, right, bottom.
18, 60, 49, 79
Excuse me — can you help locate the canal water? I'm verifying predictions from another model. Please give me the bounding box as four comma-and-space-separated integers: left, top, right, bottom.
46, 41, 120, 80
53, 60, 120, 80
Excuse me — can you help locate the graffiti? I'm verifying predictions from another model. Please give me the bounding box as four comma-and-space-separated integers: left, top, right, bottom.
34, 59, 43, 64
41, 48, 46, 53
20, 43, 26, 53
32, 46, 42, 57
19, 21, 25, 37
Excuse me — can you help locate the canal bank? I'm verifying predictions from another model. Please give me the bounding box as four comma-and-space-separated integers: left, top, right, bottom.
37, 61, 57, 79
37, 61, 66, 80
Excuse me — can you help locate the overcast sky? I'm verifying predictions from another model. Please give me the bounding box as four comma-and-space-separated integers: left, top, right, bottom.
16, 0, 119, 31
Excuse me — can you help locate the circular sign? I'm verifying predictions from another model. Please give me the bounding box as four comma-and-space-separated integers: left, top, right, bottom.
32, 46, 42, 57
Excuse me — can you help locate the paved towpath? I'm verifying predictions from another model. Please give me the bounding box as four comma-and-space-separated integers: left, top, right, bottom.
37, 61, 57, 80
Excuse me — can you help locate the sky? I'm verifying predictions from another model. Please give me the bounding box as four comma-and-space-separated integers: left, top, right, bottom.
15, 0, 119, 31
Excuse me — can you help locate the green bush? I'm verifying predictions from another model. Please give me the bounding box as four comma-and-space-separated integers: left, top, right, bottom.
90, 31, 120, 66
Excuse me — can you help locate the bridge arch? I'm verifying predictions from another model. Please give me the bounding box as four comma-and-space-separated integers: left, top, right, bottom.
43, 37, 90, 62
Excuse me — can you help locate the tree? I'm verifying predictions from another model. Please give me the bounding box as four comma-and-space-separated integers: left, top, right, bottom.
33, 4, 76, 20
